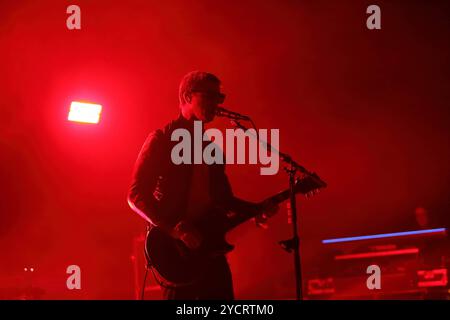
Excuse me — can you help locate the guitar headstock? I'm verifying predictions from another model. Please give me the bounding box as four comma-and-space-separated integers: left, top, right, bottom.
294, 172, 327, 198
262, 172, 327, 212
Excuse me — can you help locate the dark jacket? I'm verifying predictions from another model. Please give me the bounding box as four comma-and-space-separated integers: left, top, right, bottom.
127, 115, 236, 232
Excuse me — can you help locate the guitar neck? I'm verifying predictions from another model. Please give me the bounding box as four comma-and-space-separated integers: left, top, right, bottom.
225, 188, 293, 232
223, 173, 326, 232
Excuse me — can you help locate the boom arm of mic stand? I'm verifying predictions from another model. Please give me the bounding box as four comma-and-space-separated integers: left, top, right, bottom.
231, 120, 312, 176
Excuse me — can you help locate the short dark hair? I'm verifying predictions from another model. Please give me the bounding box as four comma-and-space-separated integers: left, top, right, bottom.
178, 71, 221, 105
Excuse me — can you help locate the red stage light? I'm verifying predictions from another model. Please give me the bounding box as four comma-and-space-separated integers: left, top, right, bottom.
68, 101, 102, 124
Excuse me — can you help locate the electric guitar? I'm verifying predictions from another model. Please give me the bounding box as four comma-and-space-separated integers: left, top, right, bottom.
145, 173, 327, 286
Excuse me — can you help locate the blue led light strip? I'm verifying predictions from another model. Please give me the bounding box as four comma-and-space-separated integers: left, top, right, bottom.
322, 228, 446, 244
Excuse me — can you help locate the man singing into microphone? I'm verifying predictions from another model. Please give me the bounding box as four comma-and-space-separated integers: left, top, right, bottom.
127, 71, 278, 299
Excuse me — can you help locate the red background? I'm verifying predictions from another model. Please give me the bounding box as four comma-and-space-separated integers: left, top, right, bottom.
0, 0, 449, 299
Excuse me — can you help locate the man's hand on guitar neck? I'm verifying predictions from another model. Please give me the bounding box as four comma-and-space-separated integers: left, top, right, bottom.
171, 221, 203, 250
254, 199, 280, 229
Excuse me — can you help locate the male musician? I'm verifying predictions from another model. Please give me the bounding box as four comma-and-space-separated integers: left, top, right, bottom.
127, 71, 278, 299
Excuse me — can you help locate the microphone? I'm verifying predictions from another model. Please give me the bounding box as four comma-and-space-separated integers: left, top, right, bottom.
215, 106, 251, 121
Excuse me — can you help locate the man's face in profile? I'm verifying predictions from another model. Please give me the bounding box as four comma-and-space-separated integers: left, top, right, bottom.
189, 81, 225, 123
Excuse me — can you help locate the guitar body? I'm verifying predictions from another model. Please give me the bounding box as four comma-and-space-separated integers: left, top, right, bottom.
145, 211, 235, 285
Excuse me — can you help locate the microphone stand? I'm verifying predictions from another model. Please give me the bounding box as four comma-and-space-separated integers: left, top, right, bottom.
230, 119, 315, 300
